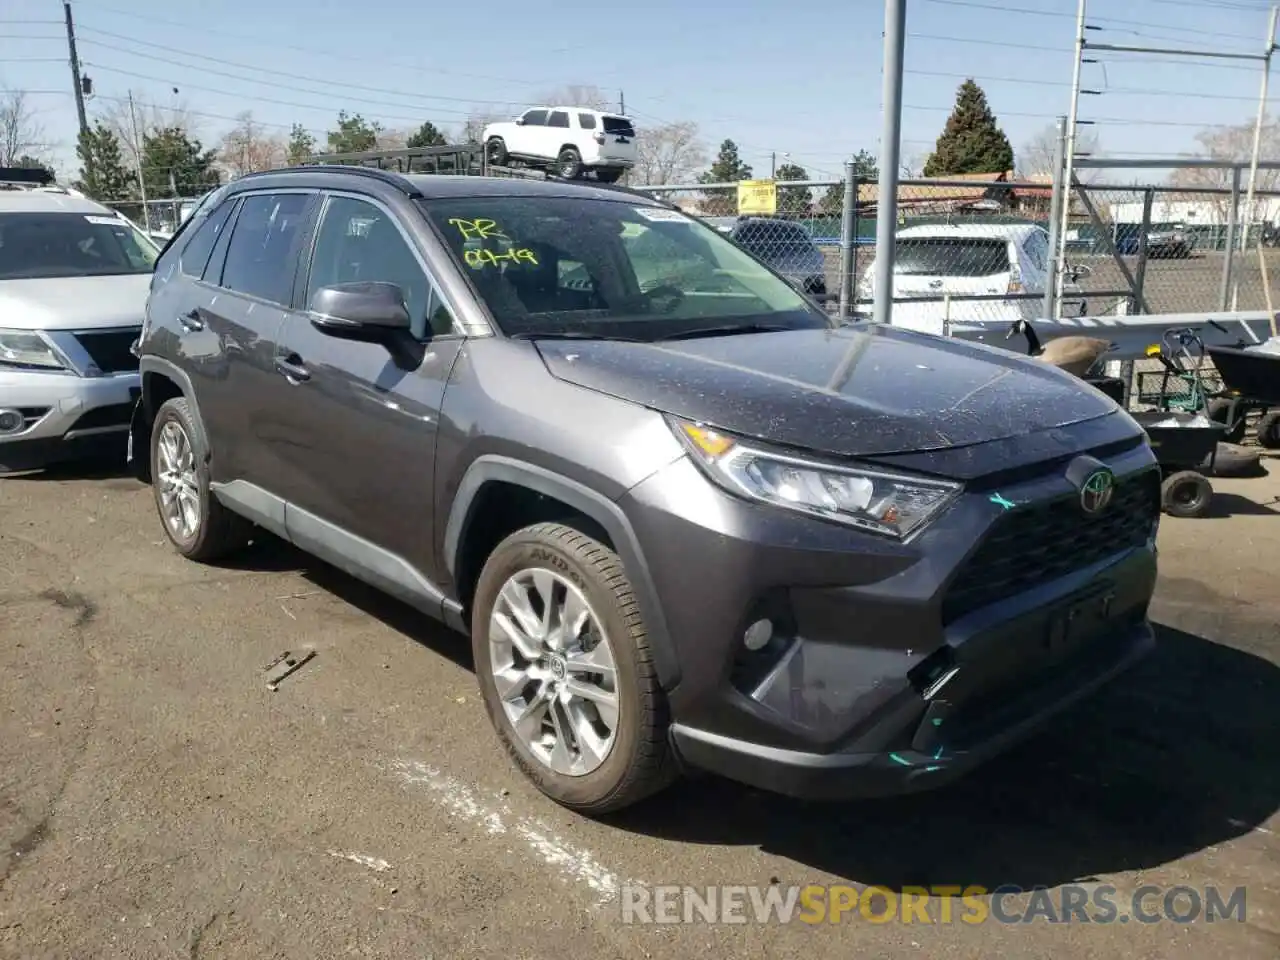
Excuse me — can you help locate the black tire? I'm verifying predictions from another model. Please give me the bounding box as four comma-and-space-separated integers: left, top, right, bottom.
470, 522, 675, 814
1160, 470, 1213, 519
594, 167, 624, 184
1256, 409, 1280, 449
1202, 441, 1262, 477
149, 396, 252, 561
1206, 397, 1246, 444
485, 137, 507, 167
555, 146, 583, 179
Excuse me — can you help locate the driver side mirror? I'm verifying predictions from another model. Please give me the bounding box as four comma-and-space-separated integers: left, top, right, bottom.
514, 117, 526, 125
309, 281, 411, 342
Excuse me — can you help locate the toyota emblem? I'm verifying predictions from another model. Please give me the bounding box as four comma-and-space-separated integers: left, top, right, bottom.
1080, 468, 1115, 514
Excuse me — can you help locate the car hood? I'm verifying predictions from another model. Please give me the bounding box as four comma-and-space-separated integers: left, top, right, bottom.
534, 324, 1118, 458
0, 274, 151, 330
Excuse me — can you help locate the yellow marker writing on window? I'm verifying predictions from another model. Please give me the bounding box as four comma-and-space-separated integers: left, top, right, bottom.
449, 218, 508, 241
464, 247, 539, 268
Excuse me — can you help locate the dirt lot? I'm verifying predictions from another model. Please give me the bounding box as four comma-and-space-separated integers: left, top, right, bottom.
3, 457, 1280, 959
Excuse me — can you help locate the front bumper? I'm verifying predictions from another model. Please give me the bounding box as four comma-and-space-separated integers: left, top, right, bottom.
618, 432, 1160, 800
0, 368, 139, 471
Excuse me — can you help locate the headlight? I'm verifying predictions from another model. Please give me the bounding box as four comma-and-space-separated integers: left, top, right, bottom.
0, 329, 65, 370
669, 417, 962, 539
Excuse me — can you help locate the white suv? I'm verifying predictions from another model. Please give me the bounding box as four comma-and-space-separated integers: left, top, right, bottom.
483, 107, 637, 182
0, 170, 159, 474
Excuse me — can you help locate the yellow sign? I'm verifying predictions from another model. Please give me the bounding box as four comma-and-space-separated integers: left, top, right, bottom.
737, 179, 777, 215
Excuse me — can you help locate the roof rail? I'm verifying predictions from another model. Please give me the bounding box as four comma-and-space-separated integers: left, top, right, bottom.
241, 164, 424, 198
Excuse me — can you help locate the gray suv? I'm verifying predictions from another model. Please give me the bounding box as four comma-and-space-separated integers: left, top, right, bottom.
130, 166, 1161, 814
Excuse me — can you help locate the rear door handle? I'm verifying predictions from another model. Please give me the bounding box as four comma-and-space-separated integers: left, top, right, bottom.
178, 309, 204, 332
274, 355, 311, 382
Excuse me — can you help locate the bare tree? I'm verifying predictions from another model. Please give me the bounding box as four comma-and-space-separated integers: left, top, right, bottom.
629, 121, 706, 185
1168, 116, 1280, 223
1017, 122, 1100, 182
458, 109, 509, 144
217, 112, 286, 177
537, 84, 614, 111
0, 89, 49, 166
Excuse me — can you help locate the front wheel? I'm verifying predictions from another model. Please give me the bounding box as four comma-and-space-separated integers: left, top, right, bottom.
556, 147, 583, 179
1160, 470, 1213, 519
1256, 409, 1280, 449
149, 397, 252, 561
470, 523, 675, 814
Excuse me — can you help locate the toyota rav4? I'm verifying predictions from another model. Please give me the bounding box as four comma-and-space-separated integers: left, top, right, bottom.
130, 166, 1161, 815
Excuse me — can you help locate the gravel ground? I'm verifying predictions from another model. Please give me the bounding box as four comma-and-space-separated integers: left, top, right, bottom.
2, 456, 1279, 959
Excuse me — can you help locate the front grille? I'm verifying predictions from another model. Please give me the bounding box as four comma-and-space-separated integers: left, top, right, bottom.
941, 468, 1160, 624
74, 328, 140, 373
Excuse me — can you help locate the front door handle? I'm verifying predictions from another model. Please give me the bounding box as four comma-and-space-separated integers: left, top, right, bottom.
274, 355, 311, 383
178, 309, 204, 332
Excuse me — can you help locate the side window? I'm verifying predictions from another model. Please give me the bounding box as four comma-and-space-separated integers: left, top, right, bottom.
577, 113, 597, 130
219, 192, 311, 304
179, 200, 235, 278
521, 109, 547, 126
305, 195, 452, 339
547, 111, 570, 128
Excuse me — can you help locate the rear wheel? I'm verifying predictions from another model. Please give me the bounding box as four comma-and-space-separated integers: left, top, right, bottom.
1257, 409, 1280, 449
485, 137, 507, 167
1160, 470, 1213, 519
556, 147, 583, 179
471, 522, 675, 814
150, 397, 252, 561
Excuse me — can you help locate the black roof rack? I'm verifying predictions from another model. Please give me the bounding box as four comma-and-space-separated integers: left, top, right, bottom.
237, 164, 425, 198
0, 166, 56, 187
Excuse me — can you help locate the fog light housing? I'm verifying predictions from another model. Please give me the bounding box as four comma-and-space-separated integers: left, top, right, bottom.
730, 594, 798, 697
0, 409, 24, 434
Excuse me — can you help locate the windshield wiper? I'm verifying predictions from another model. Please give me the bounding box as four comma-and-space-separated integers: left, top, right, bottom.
509, 331, 647, 342
659, 322, 796, 341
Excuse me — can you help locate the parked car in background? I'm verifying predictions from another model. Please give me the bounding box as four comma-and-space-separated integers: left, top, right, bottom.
131, 166, 1160, 815
703, 215, 829, 298
483, 107, 637, 182
858, 223, 1071, 330
1117, 225, 1193, 259
0, 168, 157, 474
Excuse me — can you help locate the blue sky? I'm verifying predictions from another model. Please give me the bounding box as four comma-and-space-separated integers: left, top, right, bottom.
3, 0, 1280, 182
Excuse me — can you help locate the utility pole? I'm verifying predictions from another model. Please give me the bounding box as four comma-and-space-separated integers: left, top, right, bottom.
872, 0, 907, 327
771, 152, 776, 178
1233, 4, 1278, 310
1055, 0, 1087, 308
127, 91, 151, 231
618, 90, 625, 115
63, 0, 88, 141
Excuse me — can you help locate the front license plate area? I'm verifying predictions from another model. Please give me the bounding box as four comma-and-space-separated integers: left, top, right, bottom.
1045, 585, 1117, 661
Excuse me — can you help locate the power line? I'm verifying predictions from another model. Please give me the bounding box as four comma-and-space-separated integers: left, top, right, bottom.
921, 0, 1266, 43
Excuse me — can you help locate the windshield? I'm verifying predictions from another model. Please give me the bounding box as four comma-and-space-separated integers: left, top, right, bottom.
419, 196, 830, 339
893, 237, 1010, 277
0, 212, 159, 280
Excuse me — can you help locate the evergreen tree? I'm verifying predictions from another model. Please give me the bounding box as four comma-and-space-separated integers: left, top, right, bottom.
406, 121, 447, 148
72, 122, 134, 201
922, 80, 1014, 177
140, 127, 220, 198
326, 111, 381, 153
286, 124, 316, 165
775, 162, 812, 214
699, 139, 752, 214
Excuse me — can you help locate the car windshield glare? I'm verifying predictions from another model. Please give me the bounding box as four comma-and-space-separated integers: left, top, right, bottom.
0, 211, 159, 280
419, 196, 831, 339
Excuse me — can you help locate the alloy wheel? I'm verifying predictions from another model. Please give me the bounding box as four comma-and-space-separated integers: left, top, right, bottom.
488, 568, 619, 776
156, 420, 200, 540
